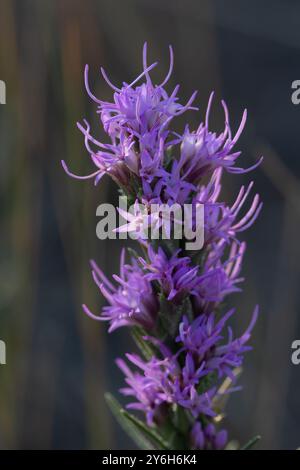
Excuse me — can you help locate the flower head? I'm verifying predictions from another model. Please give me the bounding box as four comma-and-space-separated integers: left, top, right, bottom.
191, 422, 227, 450
139, 246, 200, 304
83, 250, 158, 332
96, 44, 197, 138
178, 94, 262, 186
177, 306, 258, 380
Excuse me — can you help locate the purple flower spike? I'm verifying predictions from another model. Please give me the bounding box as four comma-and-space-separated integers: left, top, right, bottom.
64, 44, 262, 450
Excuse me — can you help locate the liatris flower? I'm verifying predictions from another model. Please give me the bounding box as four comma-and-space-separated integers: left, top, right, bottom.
82, 251, 158, 332
63, 44, 262, 450
178, 95, 262, 186
177, 307, 258, 380
116, 345, 216, 425
139, 246, 201, 303
200, 182, 262, 246
115, 305, 257, 426
116, 356, 169, 427
138, 243, 243, 307
191, 422, 228, 450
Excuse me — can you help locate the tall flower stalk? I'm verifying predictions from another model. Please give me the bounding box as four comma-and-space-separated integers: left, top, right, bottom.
63, 44, 262, 450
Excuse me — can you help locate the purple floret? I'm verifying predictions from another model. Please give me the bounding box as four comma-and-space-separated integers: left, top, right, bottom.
82, 250, 158, 332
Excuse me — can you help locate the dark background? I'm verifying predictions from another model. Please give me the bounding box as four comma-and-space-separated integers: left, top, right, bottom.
0, 0, 299, 450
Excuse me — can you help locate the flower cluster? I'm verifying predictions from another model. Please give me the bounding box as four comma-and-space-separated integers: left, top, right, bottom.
116, 305, 257, 429
63, 44, 262, 450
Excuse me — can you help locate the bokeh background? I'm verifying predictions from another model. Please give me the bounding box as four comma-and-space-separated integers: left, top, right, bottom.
0, 0, 300, 450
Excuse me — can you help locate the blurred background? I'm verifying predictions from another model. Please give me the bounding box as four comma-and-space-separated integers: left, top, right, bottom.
0, 0, 300, 450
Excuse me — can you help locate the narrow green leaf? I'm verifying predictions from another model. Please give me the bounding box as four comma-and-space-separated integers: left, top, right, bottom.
171, 404, 191, 435
131, 326, 156, 361
240, 435, 261, 450
105, 393, 155, 450
121, 409, 169, 450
